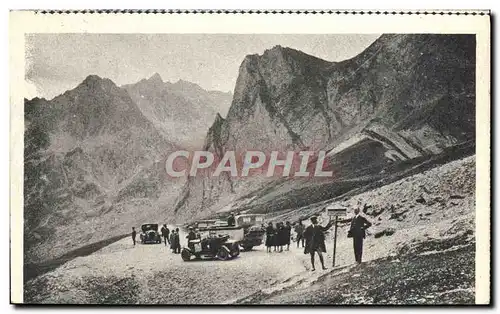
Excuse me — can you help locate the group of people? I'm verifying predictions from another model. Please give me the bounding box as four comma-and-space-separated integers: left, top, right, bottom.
168, 226, 181, 253
265, 207, 373, 271
130, 224, 181, 253
130, 207, 373, 270
264, 221, 292, 252
160, 224, 182, 253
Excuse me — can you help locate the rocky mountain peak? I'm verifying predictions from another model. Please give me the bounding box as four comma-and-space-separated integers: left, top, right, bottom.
148, 72, 163, 84
75, 74, 118, 95
214, 112, 224, 122
174, 34, 476, 220
170, 79, 205, 93
209, 112, 225, 132
82, 74, 104, 84
146, 73, 164, 86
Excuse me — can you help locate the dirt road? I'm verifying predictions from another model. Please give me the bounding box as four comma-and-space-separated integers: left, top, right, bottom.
25, 225, 338, 304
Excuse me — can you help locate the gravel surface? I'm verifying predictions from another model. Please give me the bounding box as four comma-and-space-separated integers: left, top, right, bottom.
243, 244, 475, 304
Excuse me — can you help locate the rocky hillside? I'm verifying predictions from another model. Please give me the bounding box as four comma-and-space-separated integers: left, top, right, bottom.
24, 75, 182, 264
238, 155, 475, 304
123, 74, 232, 148
173, 34, 476, 221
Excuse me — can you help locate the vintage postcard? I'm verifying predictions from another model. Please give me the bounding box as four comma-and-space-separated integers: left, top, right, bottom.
10, 10, 490, 305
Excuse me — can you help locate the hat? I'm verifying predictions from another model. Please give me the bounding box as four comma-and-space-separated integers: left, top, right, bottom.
310, 216, 318, 222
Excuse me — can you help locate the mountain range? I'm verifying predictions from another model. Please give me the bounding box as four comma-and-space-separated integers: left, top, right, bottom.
173, 34, 475, 221
24, 33, 475, 265
24, 75, 231, 263
123, 74, 232, 148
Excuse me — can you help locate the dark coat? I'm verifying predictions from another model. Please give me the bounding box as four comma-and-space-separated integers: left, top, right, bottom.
277, 226, 285, 246
170, 232, 180, 249
186, 231, 197, 242
294, 223, 305, 236
284, 225, 292, 245
161, 226, 170, 237
304, 221, 334, 254
349, 215, 372, 238
265, 225, 275, 247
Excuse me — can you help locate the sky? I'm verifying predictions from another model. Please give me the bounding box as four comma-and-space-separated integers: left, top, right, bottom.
25, 34, 380, 100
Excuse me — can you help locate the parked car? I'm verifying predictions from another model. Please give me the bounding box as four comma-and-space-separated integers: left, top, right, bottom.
189, 214, 266, 251
181, 231, 240, 261
234, 214, 266, 251
139, 223, 162, 244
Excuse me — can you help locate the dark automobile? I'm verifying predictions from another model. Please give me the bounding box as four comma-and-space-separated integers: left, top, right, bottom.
139, 223, 162, 244
235, 214, 266, 251
181, 232, 240, 261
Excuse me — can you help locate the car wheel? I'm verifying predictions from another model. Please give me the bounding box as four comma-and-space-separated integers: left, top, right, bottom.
181, 249, 192, 262
232, 245, 240, 257
217, 247, 230, 261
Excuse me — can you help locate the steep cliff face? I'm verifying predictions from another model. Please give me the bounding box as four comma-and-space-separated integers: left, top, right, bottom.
24, 76, 181, 263
123, 74, 232, 148
173, 34, 476, 219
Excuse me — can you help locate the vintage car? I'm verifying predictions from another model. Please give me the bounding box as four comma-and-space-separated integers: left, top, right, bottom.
234, 214, 266, 251
139, 223, 162, 244
181, 230, 240, 261
190, 214, 266, 251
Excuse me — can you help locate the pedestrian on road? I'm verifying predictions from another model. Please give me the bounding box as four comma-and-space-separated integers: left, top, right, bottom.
285, 221, 292, 251
295, 220, 305, 248
161, 224, 170, 246
265, 222, 275, 253
170, 230, 176, 253
304, 216, 334, 271
278, 222, 288, 252
131, 227, 137, 246
174, 228, 181, 254
348, 208, 372, 264
227, 212, 236, 227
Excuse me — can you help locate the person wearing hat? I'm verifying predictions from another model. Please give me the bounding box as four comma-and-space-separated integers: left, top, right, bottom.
348, 207, 372, 264
303, 215, 334, 271
174, 228, 181, 253
265, 222, 276, 253
131, 227, 137, 246
186, 227, 197, 250
161, 224, 170, 246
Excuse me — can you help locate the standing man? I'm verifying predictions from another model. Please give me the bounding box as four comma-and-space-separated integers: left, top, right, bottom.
265, 222, 275, 253
276, 222, 285, 252
170, 229, 176, 253
161, 224, 170, 246
304, 216, 334, 271
186, 227, 197, 251
294, 220, 305, 248
131, 227, 137, 246
227, 212, 236, 227
285, 221, 292, 251
349, 208, 372, 264
174, 228, 181, 254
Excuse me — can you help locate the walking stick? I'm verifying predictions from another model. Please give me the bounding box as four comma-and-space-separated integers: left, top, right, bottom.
333, 215, 338, 267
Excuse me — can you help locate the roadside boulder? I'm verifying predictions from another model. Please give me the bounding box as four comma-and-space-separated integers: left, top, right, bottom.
374, 228, 396, 239
415, 195, 426, 204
